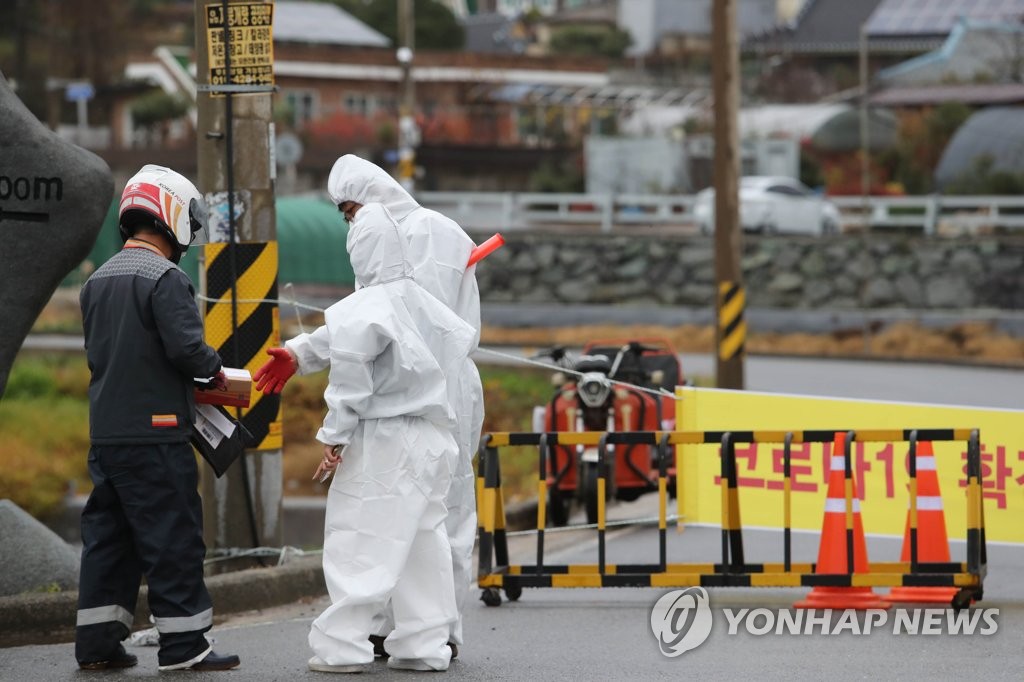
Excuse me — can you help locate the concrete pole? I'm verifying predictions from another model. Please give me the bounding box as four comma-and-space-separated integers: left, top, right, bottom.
194, 0, 281, 569
712, 0, 745, 390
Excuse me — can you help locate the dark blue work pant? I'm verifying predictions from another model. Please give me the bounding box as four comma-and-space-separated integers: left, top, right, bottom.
75, 442, 212, 667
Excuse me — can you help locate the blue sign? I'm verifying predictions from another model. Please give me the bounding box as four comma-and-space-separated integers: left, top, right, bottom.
65, 83, 95, 102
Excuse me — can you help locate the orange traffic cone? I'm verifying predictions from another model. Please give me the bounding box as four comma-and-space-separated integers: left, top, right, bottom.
795, 432, 888, 610
885, 440, 959, 604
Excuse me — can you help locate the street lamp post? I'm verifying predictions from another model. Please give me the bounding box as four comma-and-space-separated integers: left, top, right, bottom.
397, 0, 417, 192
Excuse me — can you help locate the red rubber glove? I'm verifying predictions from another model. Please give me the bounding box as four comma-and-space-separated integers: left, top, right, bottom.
253, 347, 297, 394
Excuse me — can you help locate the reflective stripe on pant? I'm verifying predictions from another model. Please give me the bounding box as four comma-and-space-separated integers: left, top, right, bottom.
76, 442, 213, 667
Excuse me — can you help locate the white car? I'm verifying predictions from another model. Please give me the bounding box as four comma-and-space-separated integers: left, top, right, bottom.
693, 176, 841, 236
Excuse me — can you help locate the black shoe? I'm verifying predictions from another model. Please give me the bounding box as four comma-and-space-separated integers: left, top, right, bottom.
189, 651, 241, 671
369, 634, 389, 658
159, 650, 241, 672
448, 642, 458, 660
78, 648, 138, 671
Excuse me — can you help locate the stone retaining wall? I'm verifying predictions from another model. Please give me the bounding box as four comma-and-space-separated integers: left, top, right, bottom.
474, 233, 1024, 310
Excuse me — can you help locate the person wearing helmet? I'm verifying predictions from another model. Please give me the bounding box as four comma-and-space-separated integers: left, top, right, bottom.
306, 201, 474, 673
76, 165, 240, 672
254, 154, 484, 658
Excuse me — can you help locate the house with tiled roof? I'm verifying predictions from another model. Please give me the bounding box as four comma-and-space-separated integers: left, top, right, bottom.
744, 0, 922, 100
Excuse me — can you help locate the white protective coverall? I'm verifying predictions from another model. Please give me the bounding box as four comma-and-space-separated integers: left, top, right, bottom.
307, 202, 475, 670
288, 155, 484, 646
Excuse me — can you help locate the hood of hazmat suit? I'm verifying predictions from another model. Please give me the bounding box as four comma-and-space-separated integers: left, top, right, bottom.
315, 202, 475, 447
309, 202, 473, 669
327, 154, 480, 349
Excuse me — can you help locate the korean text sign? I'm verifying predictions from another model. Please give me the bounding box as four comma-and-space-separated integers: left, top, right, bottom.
675, 386, 1024, 543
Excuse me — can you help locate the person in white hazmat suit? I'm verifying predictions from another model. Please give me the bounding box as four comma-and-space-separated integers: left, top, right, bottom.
306, 202, 475, 673
253, 155, 485, 654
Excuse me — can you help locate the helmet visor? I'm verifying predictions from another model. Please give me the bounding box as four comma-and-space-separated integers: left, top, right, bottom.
188, 197, 208, 243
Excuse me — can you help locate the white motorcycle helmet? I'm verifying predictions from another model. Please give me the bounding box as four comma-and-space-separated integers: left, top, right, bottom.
118, 164, 208, 263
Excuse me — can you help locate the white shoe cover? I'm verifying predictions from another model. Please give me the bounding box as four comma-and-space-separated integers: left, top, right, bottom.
307, 656, 369, 673
387, 657, 450, 672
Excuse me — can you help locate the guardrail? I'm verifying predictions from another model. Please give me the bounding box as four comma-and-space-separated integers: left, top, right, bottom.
419, 191, 696, 233
417, 191, 1024, 235
831, 195, 1024, 235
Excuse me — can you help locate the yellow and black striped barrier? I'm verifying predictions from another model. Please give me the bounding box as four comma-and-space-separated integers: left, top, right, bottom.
203, 241, 281, 450
718, 281, 745, 361
476, 428, 986, 608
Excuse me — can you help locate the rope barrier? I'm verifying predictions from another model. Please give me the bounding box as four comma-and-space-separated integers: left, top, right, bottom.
195, 288, 681, 402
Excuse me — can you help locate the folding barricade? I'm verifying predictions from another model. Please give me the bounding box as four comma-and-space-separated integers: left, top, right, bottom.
476, 428, 987, 609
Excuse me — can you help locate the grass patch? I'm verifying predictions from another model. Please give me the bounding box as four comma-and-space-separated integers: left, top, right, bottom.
478, 366, 556, 504
281, 365, 556, 503
0, 396, 91, 519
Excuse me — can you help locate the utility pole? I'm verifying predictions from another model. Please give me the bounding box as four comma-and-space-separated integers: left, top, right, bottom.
195, 0, 282, 568
859, 24, 871, 227
397, 0, 418, 192
712, 0, 745, 390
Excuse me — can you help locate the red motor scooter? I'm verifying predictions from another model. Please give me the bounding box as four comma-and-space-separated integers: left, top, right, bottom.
534, 339, 683, 526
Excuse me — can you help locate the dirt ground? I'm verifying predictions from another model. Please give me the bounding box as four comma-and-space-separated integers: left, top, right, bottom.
32, 288, 1024, 367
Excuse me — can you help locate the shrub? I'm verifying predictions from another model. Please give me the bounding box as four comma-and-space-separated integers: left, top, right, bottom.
4, 362, 57, 399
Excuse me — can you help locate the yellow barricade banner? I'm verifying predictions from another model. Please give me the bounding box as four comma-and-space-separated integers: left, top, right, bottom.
675, 386, 1024, 544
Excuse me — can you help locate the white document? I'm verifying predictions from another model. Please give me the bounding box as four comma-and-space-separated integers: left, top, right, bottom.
194, 403, 237, 450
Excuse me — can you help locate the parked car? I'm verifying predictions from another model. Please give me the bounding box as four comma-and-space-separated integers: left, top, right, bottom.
693, 176, 841, 235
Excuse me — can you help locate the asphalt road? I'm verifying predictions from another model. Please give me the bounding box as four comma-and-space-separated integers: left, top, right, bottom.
4, 503, 1022, 681
7, 342, 1024, 679
677, 353, 1024, 410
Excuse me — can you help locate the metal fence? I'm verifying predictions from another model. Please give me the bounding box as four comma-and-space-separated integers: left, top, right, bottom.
418, 191, 1024, 235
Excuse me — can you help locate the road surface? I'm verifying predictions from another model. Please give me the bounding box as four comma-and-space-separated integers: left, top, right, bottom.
4, 346, 1023, 679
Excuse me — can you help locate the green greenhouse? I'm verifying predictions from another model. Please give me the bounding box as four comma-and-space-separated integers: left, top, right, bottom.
68, 196, 353, 290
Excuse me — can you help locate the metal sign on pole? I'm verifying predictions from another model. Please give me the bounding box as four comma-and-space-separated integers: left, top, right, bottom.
195, 0, 281, 568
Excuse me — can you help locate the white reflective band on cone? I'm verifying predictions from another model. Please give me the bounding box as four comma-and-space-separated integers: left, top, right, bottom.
911, 496, 944, 511
155, 607, 213, 633
915, 457, 937, 471
77, 604, 134, 628
824, 498, 862, 513
829, 455, 848, 471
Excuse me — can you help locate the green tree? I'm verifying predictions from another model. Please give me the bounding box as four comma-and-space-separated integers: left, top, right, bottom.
527, 159, 584, 193
0, 0, 182, 120
879, 101, 973, 194
333, 0, 465, 50
549, 25, 631, 59
131, 90, 190, 127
